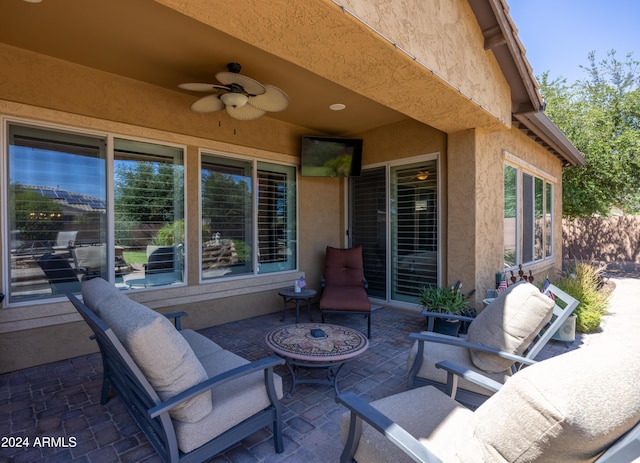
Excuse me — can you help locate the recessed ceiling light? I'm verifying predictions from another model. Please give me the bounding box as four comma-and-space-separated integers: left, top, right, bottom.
23, 0, 43, 3
329, 103, 346, 111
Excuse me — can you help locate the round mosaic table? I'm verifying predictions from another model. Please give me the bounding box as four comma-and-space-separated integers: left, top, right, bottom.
265, 323, 369, 397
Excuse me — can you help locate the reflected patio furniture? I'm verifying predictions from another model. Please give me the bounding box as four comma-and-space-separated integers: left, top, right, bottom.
72, 245, 106, 280
51, 230, 78, 251
319, 246, 372, 339
36, 252, 81, 294
407, 282, 579, 408
337, 345, 640, 463
73, 245, 131, 280
125, 245, 182, 288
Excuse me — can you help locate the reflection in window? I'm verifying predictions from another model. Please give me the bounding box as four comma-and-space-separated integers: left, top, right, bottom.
534, 177, 544, 261
504, 162, 553, 270
257, 162, 296, 274
200, 154, 296, 279
503, 165, 518, 268
545, 183, 553, 258
201, 156, 253, 278
6, 123, 106, 303
114, 138, 185, 289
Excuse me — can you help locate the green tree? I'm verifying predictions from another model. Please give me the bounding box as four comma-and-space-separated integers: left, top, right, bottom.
114, 161, 184, 246
10, 186, 63, 241
201, 171, 251, 240
540, 51, 640, 218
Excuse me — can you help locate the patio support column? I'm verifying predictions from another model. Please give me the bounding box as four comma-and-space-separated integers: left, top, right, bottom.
447, 129, 478, 302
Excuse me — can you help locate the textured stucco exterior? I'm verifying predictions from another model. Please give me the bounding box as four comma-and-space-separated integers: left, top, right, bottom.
0, 0, 572, 372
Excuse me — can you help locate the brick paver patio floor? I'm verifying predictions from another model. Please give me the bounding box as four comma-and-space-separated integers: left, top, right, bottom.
4, 275, 634, 463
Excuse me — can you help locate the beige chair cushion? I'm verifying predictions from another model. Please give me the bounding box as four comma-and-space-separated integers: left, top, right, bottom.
467, 282, 555, 373
81, 277, 116, 315
341, 386, 472, 463
81, 279, 211, 423
407, 332, 512, 396
174, 349, 284, 453
457, 346, 640, 463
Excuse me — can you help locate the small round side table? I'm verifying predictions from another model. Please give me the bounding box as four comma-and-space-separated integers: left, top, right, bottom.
278, 287, 317, 323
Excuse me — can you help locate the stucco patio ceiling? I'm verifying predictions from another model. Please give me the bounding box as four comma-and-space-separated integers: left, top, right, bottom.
1, 0, 584, 165
1, 0, 413, 136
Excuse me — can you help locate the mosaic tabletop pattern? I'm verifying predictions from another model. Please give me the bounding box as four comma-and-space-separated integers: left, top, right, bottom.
265, 323, 369, 362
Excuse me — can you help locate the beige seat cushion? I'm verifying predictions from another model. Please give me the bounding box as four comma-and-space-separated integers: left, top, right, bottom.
407, 332, 512, 396
467, 282, 555, 373
81, 279, 211, 423
341, 386, 472, 463
174, 349, 283, 453
457, 346, 640, 463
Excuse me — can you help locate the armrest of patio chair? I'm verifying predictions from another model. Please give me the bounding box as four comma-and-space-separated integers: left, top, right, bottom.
409, 332, 537, 367
163, 311, 188, 330
336, 391, 444, 463
435, 360, 503, 398
148, 355, 285, 419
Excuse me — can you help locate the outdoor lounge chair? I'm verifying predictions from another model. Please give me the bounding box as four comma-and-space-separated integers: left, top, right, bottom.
320, 246, 372, 338
51, 230, 78, 251
72, 244, 106, 280
69, 278, 284, 463
37, 252, 81, 294
142, 245, 182, 285
337, 344, 640, 463
407, 281, 579, 408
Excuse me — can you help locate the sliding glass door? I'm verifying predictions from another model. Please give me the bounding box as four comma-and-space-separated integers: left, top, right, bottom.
350, 167, 387, 299
391, 161, 438, 302
350, 158, 439, 305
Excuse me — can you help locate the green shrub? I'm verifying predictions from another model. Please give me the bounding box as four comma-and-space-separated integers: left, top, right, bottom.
554, 262, 610, 333
152, 219, 184, 246
418, 286, 468, 314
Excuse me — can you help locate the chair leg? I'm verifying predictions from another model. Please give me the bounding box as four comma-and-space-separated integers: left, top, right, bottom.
321, 312, 326, 324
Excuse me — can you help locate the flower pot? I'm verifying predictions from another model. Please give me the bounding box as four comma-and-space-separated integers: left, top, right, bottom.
433, 318, 461, 337
551, 314, 577, 342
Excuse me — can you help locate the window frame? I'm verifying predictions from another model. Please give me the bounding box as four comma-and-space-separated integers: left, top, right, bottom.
1, 117, 187, 306
198, 150, 298, 283
503, 155, 555, 272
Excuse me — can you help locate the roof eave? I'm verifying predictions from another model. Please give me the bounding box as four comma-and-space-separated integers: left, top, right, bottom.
467, 0, 586, 166
513, 112, 586, 167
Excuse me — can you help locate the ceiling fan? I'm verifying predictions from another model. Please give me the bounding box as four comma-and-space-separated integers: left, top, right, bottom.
179, 62, 289, 121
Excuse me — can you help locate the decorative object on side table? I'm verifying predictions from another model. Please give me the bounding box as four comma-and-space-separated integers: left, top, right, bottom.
278, 286, 317, 323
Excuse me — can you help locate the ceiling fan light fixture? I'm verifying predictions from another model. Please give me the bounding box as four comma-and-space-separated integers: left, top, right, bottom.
220, 92, 248, 108
417, 171, 430, 181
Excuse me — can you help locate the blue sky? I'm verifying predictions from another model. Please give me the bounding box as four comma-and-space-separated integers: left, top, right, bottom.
11, 146, 106, 199
508, 0, 639, 84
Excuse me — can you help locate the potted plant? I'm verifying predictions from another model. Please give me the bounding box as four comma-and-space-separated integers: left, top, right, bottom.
418, 285, 469, 336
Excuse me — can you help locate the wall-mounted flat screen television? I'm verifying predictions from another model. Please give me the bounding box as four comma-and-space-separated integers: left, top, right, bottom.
300, 136, 363, 177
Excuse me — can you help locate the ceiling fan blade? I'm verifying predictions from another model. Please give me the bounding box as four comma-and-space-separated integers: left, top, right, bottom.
215, 71, 266, 96
248, 84, 289, 112
190, 94, 225, 113
179, 82, 228, 92
226, 104, 266, 121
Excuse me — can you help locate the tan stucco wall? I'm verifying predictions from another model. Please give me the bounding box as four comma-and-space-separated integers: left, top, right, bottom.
0, 2, 568, 372
336, 0, 511, 127
448, 125, 563, 307
0, 45, 345, 372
